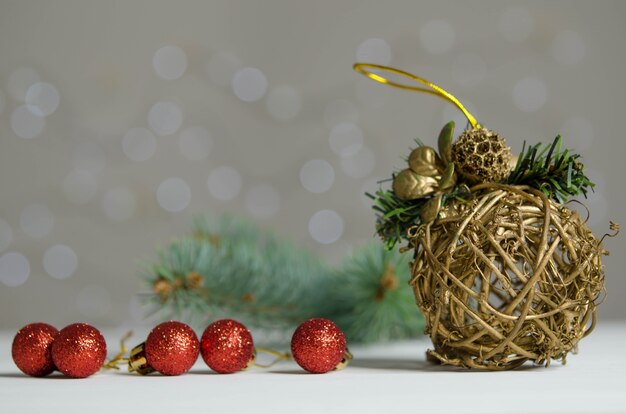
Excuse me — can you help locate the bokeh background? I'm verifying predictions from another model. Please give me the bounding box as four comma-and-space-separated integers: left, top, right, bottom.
1, 0, 624, 329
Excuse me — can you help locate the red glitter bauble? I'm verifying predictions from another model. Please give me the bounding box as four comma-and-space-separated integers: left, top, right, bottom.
201, 319, 254, 374
145, 321, 199, 375
291, 318, 347, 374
12, 323, 59, 377
52, 323, 107, 378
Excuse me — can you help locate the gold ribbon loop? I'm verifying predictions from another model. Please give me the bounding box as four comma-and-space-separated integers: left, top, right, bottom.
353, 63, 480, 129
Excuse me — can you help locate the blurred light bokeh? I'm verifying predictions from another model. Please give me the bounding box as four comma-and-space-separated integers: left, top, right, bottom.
1, 0, 624, 328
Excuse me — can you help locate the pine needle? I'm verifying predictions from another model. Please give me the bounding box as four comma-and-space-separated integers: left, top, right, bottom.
140, 215, 425, 343
506, 135, 594, 202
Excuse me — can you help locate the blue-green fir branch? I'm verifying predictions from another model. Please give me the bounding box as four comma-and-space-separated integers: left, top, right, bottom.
140, 215, 424, 343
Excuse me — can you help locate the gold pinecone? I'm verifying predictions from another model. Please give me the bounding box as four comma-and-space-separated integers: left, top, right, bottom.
451, 128, 512, 183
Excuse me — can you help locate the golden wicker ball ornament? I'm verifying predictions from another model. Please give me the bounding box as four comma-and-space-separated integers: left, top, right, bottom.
410, 184, 607, 369
354, 62, 617, 370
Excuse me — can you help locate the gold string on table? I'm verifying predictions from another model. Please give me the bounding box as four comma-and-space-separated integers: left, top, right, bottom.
102, 331, 132, 370
252, 347, 291, 368
355, 62, 617, 370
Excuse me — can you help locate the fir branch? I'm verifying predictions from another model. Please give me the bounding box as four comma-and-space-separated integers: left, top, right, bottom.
324, 243, 424, 342
142, 216, 330, 329
368, 184, 470, 249
140, 214, 426, 342
367, 188, 426, 250
506, 135, 594, 202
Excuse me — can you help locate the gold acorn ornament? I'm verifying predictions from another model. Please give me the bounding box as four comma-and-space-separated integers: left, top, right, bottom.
356, 63, 618, 370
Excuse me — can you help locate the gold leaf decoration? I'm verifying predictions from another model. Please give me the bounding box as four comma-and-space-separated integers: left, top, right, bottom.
437, 121, 455, 166
392, 169, 438, 201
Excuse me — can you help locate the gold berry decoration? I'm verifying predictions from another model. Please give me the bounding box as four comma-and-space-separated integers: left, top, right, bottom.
451, 127, 512, 183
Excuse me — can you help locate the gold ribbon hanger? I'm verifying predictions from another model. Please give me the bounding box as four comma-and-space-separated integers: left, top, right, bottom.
353, 63, 480, 129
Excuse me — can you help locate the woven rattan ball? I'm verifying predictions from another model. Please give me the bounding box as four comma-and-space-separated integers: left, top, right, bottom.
409, 184, 607, 370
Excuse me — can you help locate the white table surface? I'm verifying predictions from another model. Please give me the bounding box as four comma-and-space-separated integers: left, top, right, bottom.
1, 322, 625, 414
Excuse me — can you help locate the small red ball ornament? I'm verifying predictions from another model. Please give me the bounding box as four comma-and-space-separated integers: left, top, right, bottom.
12, 322, 59, 377
142, 321, 199, 375
291, 318, 350, 374
201, 319, 254, 373
51, 323, 107, 378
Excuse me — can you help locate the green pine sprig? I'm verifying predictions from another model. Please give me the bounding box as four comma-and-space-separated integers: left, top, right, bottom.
324, 243, 424, 342
506, 135, 594, 202
368, 186, 426, 250
140, 215, 424, 343
141, 215, 330, 329
368, 184, 470, 249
